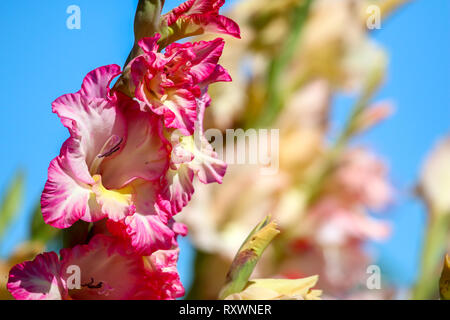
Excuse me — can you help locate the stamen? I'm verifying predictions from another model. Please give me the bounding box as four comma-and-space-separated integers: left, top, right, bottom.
81, 277, 103, 289
98, 136, 123, 158
89, 135, 123, 175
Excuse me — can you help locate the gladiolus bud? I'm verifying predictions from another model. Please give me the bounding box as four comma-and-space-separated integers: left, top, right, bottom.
219, 217, 280, 299
355, 102, 394, 134
134, 0, 165, 42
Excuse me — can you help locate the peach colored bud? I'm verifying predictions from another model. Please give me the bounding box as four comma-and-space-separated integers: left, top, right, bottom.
356, 102, 394, 133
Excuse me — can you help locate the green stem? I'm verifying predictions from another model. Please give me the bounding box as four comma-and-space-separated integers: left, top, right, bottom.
301, 53, 384, 206
254, 0, 313, 128
113, 0, 164, 96
278, 90, 372, 244
303, 94, 370, 206
184, 249, 209, 300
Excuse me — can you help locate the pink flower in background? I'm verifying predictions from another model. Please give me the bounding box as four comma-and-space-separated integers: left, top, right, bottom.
307, 197, 391, 246
330, 148, 393, 211
7, 235, 184, 300
284, 240, 372, 298
130, 34, 231, 135
285, 148, 393, 298
163, 0, 241, 39
41, 65, 178, 254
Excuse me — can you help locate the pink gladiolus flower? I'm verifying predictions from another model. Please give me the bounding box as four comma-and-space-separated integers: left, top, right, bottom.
7, 235, 184, 300
41, 65, 178, 254
11, 0, 239, 301
128, 34, 229, 218
131, 34, 231, 136
159, 92, 227, 216
163, 0, 241, 39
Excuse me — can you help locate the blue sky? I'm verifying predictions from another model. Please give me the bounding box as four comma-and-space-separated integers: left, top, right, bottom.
0, 0, 448, 292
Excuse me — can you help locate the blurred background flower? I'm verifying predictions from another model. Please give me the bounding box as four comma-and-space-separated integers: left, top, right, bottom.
0, 0, 449, 300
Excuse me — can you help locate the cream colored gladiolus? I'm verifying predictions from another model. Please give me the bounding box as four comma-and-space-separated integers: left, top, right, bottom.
420, 137, 450, 215
225, 275, 321, 300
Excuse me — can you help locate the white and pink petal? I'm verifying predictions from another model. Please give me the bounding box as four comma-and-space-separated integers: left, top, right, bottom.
7, 252, 67, 300
41, 151, 101, 229
188, 38, 226, 82
99, 107, 171, 189
80, 64, 121, 99
159, 166, 195, 216
190, 14, 241, 38
106, 180, 176, 255
144, 248, 185, 299
153, 89, 198, 135
163, 0, 240, 38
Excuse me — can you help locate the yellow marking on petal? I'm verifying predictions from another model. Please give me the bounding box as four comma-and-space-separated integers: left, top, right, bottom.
180, 135, 195, 153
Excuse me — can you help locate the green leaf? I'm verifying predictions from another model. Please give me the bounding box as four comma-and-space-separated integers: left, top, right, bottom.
219, 216, 280, 299
0, 171, 25, 239
412, 213, 450, 299
29, 201, 60, 244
